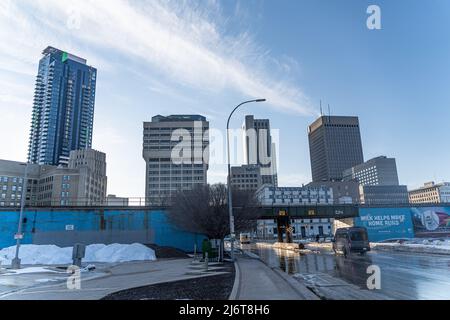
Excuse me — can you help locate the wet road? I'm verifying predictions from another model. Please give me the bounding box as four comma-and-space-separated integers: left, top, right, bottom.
248, 243, 450, 300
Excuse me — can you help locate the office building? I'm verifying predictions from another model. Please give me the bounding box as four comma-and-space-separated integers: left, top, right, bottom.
343, 156, 400, 186
28, 46, 97, 166
0, 160, 41, 207
308, 116, 364, 182
409, 182, 450, 204
0, 149, 107, 207
343, 155, 408, 205
243, 115, 278, 186
359, 185, 409, 205
143, 115, 209, 206
256, 185, 333, 206
306, 180, 360, 204
230, 165, 263, 192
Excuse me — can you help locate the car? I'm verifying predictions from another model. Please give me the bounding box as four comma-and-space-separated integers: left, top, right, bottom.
332, 227, 370, 257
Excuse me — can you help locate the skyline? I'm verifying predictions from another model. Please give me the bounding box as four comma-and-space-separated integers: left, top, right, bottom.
1, 0, 450, 198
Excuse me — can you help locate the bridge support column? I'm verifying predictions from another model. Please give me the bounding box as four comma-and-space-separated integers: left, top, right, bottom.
276, 210, 293, 244
276, 218, 284, 243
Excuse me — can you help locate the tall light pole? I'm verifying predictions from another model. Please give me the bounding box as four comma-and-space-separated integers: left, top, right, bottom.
227, 99, 266, 261
12, 162, 29, 269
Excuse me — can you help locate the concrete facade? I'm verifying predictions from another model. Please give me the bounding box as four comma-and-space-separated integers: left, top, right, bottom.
230, 165, 263, 192
243, 115, 278, 186
0, 149, 107, 207
143, 115, 209, 206
306, 180, 360, 204
308, 116, 364, 182
256, 185, 334, 206
409, 182, 450, 204
257, 218, 334, 239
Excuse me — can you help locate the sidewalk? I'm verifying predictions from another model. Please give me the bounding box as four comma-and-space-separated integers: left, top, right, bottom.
0, 259, 228, 300
231, 255, 319, 300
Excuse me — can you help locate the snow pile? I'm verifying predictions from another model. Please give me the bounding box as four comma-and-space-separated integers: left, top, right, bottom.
0, 243, 156, 266
372, 238, 450, 254
84, 243, 156, 263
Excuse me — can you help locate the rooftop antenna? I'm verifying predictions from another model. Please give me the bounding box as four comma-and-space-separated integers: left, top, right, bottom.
328, 104, 331, 122
320, 100, 323, 116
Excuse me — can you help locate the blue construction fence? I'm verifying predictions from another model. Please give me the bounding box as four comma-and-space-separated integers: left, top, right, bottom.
355, 206, 450, 242
0, 208, 206, 252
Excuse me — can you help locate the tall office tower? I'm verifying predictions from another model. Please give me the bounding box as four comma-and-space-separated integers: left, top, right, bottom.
242, 115, 278, 186
308, 116, 364, 182
343, 156, 400, 186
143, 115, 209, 206
28, 46, 97, 166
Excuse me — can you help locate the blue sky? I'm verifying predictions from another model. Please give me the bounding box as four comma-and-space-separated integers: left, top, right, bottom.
0, 0, 449, 198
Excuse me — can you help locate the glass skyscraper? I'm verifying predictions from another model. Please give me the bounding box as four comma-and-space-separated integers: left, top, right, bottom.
28, 46, 97, 166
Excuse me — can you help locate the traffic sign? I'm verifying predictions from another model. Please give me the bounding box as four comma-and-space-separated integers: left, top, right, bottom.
14, 233, 24, 240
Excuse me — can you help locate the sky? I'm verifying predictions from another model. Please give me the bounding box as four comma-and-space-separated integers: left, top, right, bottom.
0, 0, 449, 199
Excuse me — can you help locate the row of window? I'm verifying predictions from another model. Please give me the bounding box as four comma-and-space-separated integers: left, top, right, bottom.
1, 185, 23, 192
1, 193, 22, 200
0, 177, 24, 184
232, 174, 258, 178
148, 170, 205, 175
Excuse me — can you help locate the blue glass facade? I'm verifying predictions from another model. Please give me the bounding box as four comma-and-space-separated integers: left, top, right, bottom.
28, 47, 97, 166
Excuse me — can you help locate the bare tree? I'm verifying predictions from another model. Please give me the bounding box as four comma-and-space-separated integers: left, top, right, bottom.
167, 183, 260, 257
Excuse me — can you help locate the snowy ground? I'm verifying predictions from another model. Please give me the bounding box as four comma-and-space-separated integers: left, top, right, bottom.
0, 243, 156, 266
371, 238, 450, 254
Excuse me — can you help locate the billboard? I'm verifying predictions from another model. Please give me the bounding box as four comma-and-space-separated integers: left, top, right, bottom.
411, 207, 450, 238
355, 207, 415, 242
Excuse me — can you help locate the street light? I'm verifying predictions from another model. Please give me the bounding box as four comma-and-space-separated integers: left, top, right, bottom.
227, 99, 266, 261
11, 162, 29, 269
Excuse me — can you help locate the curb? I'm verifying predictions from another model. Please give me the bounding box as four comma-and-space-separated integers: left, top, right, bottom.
270, 267, 320, 300
228, 261, 240, 300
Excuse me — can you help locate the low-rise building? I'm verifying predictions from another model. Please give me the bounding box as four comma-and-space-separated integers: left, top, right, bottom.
359, 185, 409, 205
230, 165, 263, 192
0, 161, 40, 207
106, 194, 129, 206
409, 182, 450, 204
0, 149, 107, 207
257, 218, 334, 240
256, 185, 333, 206
306, 180, 360, 204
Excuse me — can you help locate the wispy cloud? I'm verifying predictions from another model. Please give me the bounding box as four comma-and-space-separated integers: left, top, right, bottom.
0, 0, 313, 115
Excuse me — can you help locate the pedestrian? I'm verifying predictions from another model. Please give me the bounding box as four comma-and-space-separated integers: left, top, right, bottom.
202, 238, 211, 261
316, 234, 320, 243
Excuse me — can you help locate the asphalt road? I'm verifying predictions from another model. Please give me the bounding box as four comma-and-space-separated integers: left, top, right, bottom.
250, 244, 450, 300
